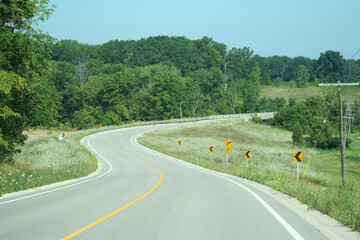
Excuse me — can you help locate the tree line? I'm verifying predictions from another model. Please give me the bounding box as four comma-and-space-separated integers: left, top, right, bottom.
1, 0, 359, 161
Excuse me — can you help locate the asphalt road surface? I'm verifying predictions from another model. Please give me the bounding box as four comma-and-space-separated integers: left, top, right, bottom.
0, 123, 330, 240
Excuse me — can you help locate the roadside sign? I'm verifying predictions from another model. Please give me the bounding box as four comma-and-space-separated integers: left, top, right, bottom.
74, 128, 78, 131
178, 140, 182, 146
224, 139, 232, 147
245, 150, 251, 158
225, 147, 231, 154
62, 133, 65, 138
209, 146, 214, 152
132, 120, 135, 123
294, 151, 303, 162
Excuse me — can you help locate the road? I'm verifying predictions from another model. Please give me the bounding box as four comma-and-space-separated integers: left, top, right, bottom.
0, 123, 329, 240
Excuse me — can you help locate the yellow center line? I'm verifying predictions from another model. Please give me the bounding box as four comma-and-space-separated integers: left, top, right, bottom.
61, 134, 163, 240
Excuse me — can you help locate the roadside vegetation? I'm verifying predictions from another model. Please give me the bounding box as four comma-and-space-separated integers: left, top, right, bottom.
0, 126, 120, 197
138, 120, 360, 231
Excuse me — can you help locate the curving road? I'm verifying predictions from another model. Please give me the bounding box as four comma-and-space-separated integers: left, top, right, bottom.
0, 123, 329, 240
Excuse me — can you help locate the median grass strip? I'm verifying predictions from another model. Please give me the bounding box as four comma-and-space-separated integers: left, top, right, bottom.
138, 120, 360, 231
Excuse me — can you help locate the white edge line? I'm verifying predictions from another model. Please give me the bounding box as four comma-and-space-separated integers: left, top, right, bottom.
131, 133, 305, 240
0, 133, 113, 205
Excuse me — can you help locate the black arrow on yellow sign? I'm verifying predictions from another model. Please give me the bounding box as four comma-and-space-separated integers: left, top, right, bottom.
245, 150, 251, 158
294, 151, 303, 162
178, 140, 182, 146
209, 146, 214, 152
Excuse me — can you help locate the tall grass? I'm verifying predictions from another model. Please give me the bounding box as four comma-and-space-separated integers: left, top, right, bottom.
138, 120, 360, 231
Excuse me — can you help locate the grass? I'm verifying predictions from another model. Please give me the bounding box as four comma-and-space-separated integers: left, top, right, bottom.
261, 85, 359, 103
0, 125, 128, 197
138, 120, 360, 231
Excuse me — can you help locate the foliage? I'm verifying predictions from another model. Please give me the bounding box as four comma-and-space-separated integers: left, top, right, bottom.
272, 95, 341, 148
0, 0, 57, 161
241, 64, 261, 113
292, 121, 303, 145
257, 97, 286, 112
0, 71, 26, 158
293, 65, 310, 88
314, 50, 346, 83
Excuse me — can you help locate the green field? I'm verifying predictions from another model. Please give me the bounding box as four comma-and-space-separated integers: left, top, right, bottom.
138, 120, 360, 231
261, 85, 359, 103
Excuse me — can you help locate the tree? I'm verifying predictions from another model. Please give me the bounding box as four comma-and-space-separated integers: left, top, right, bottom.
75, 60, 90, 87
148, 71, 184, 120
308, 116, 334, 149
0, 0, 56, 161
72, 106, 96, 129
273, 77, 282, 86
292, 121, 304, 145
0, 71, 26, 159
315, 50, 346, 83
314, 78, 320, 87
241, 63, 261, 113
265, 75, 271, 86
293, 65, 310, 88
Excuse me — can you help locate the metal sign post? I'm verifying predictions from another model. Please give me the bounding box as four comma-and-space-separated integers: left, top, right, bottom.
225, 147, 231, 167
209, 146, 214, 161
297, 162, 299, 182
224, 140, 232, 168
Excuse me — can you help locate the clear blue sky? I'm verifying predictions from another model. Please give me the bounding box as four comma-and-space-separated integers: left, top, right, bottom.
37, 0, 360, 60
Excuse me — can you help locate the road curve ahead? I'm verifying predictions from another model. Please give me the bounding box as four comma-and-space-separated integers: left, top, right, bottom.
0, 123, 328, 240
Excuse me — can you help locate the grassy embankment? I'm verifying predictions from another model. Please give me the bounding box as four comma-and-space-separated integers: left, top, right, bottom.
138, 120, 360, 231
0, 125, 123, 197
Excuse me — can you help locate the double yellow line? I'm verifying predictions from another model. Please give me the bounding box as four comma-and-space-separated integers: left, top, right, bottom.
62, 134, 163, 240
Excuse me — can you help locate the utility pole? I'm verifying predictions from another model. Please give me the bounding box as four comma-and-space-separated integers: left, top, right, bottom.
319, 81, 359, 184
179, 104, 183, 119
344, 103, 355, 143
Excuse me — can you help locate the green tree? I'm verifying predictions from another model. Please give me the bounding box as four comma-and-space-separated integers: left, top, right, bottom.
293, 65, 310, 88
148, 71, 184, 120
273, 77, 282, 86
308, 116, 334, 149
314, 78, 320, 87
315, 50, 345, 83
241, 64, 261, 113
0, 71, 26, 159
103, 110, 121, 126
265, 75, 271, 86
0, 0, 56, 161
292, 121, 304, 145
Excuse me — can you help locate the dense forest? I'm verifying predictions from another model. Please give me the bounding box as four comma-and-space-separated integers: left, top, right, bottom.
47, 37, 359, 125
1, 1, 359, 160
